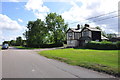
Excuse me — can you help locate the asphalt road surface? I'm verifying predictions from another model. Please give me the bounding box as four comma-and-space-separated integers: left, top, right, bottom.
1, 47, 116, 78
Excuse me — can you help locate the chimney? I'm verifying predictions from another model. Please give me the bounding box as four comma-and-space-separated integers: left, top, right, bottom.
85, 24, 89, 27
77, 24, 80, 30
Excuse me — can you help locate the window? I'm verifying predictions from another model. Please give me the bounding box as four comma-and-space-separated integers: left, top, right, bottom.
95, 40, 99, 42
68, 32, 73, 39
83, 31, 89, 37
69, 32, 72, 37
85, 40, 88, 43
75, 33, 81, 39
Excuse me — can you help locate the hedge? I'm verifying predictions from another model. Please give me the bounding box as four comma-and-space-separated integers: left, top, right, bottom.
40, 42, 63, 48
25, 42, 63, 48
85, 41, 120, 50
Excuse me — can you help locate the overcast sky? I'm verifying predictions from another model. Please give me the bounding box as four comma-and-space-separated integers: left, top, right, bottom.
0, 0, 119, 44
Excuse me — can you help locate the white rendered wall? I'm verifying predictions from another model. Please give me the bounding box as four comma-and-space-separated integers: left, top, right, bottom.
67, 40, 79, 47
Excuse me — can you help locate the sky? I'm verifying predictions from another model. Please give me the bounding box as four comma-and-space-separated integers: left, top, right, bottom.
0, 0, 120, 44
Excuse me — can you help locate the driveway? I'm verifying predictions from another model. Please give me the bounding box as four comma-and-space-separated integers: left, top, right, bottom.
1, 47, 116, 78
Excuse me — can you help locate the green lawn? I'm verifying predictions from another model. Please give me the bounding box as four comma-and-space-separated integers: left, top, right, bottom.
0, 46, 1, 50
14, 46, 42, 49
39, 48, 119, 76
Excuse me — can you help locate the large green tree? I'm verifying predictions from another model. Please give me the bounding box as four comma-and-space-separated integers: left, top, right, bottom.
24, 13, 68, 47
45, 13, 68, 43
24, 19, 47, 47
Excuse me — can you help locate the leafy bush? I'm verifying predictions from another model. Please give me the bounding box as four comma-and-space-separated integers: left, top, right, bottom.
116, 41, 120, 50
85, 41, 118, 50
40, 42, 63, 48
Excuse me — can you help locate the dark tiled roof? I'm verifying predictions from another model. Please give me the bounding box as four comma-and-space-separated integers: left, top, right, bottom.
68, 27, 101, 32
87, 27, 101, 31
101, 35, 109, 40
70, 28, 81, 32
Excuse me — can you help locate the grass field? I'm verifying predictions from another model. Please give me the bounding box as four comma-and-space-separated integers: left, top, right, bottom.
39, 48, 119, 76
14, 46, 42, 49
0, 46, 1, 50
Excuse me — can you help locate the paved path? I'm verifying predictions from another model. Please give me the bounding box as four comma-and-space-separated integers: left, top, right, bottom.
1, 47, 116, 78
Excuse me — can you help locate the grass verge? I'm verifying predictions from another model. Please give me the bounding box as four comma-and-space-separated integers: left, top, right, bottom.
39, 48, 119, 77
0, 46, 1, 50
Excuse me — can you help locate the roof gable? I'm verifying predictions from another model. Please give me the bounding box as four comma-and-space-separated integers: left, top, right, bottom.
81, 26, 101, 32
67, 24, 101, 33
67, 28, 81, 33
66, 28, 73, 33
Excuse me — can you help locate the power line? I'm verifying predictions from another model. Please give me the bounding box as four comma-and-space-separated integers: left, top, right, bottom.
91, 15, 119, 23
69, 15, 118, 24
69, 10, 119, 24
86, 10, 119, 20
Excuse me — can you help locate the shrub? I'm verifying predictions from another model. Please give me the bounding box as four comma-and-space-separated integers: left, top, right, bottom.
85, 41, 118, 50
26, 42, 63, 48
40, 42, 63, 48
116, 41, 120, 50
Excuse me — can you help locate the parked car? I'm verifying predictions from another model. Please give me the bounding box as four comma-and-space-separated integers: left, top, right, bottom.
2, 44, 9, 49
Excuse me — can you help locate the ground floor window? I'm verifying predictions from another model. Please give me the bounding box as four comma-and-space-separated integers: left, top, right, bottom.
95, 40, 99, 42
85, 40, 89, 43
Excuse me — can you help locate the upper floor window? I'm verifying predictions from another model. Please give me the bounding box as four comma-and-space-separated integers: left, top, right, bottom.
75, 33, 81, 39
67, 32, 73, 39
83, 31, 89, 37
69, 32, 72, 37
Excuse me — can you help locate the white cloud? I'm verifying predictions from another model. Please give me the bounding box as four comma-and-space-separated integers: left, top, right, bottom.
0, 31, 3, 44
1, 0, 27, 2
25, 0, 49, 12
7, 0, 20, 2
25, 0, 50, 20
0, 14, 25, 44
61, 0, 119, 34
1, 0, 74, 2
0, 14, 22, 30
34, 12, 47, 21
18, 18, 23, 23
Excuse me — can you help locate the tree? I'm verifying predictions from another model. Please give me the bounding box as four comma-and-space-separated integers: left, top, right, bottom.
45, 13, 68, 43
95, 26, 102, 30
24, 19, 48, 47
22, 40, 27, 46
2, 41, 9, 45
10, 40, 16, 46
107, 33, 117, 38
24, 13, 68, 47
16, 36, 23, 46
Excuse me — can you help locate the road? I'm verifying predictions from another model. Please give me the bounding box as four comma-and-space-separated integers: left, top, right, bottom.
1, 47, 116, 78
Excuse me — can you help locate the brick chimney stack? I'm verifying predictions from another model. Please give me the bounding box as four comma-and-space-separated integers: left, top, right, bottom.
85, 24, 89, 27
77, 24, 80, 30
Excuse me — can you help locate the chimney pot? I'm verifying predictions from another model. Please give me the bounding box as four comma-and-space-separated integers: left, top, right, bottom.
77, 24, 80, 30
85, 24, 89, 27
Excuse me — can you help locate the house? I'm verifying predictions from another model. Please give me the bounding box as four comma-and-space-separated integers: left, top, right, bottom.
67, 24, 102, 47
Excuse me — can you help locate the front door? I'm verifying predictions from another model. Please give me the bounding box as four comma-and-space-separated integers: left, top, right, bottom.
79, 40, 85, 47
